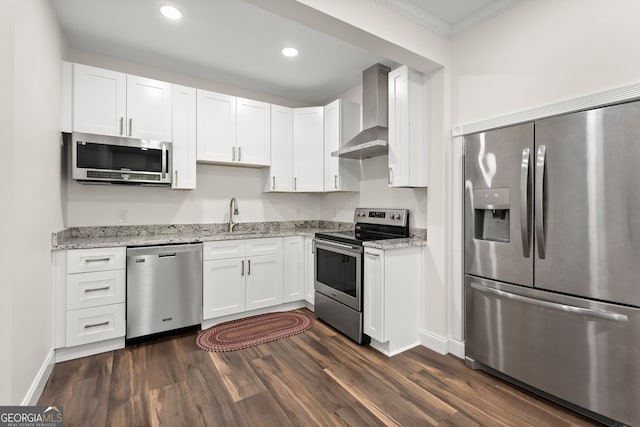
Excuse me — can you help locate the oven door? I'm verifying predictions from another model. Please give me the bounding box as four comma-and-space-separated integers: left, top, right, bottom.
314, 239, 362, 311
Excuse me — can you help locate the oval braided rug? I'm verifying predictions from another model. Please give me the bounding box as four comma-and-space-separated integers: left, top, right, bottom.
196, 311, 313, 352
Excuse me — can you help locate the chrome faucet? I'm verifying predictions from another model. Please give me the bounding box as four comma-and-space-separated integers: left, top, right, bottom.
229, 198, 239, 232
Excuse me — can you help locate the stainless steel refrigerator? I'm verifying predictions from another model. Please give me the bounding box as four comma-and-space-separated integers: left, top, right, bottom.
464, 101, 640, 427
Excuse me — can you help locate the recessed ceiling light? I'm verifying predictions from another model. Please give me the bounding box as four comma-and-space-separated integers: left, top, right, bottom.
282, 47, 299, 57
160, 5, 182, 20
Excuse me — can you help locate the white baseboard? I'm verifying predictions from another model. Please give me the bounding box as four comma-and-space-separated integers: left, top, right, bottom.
448, 338, 465, 359
21, 348, 55, 406
369, 339, 421, 357
419, 330, 465, 358
419, 330, 449, 355
55, 337, 125, 363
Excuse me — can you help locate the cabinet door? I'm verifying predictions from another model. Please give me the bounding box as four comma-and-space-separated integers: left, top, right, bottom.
237, 98, 270, 166
323, 99, 361, 192
388, 67, 410, 187
245, 254, 283, 311
203, 258, 246, 319
293, 107, 324, 192
363, 248, 385, 342
323, 100, 341, 191
73, 64, 126, 137
304, 237, 315, 304
126, 75, 172, 141
388, 66, 427, 188
197, 89, 236, 163
283, 236, 305, 303
171, 84, 197, 189
267, 105, 294, 191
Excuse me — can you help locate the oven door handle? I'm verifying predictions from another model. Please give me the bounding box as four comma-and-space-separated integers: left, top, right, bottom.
314, 239, 361, 253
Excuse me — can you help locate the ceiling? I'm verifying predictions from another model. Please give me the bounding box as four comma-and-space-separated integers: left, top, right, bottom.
52, 0, 519, 106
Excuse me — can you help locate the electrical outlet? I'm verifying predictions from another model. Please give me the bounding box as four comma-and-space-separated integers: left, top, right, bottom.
296, 208, 302, 218
117, 209, 128, 224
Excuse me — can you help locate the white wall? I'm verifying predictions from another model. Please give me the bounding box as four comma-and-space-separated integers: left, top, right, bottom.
0, 0, 16, 406
452, 0, 640, 126
3, 0, 66, 404
66, 165, 323, 226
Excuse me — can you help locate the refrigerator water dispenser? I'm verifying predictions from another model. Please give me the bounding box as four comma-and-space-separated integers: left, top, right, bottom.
473, 188, 510, 242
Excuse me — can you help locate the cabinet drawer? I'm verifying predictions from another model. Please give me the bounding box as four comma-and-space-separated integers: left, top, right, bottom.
203, 240, 245, 261
246, 237, 282, 257
66, 270, 125, 310
65, 303, 125, 347
67, 247, 126, 273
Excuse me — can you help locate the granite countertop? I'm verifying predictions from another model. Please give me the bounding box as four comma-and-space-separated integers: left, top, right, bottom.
363, 237, 428, 250
51, 221, 427, 250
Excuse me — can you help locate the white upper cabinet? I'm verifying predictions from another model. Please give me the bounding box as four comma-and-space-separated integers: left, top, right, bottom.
72, 64, 172, 141
388, 65, 428, 188
266, 105, 294, 192
293, 106, 324, 192
126, 75, 172, 141
171, 84, 197, 189
324, 99, 360, 192
196, 89, 236, 163
73, 64, 126, 137
236, 98, 271, 166
196, 91, 270, 167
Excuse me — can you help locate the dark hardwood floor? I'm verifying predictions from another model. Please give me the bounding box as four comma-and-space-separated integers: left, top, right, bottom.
39, 310, 600, 426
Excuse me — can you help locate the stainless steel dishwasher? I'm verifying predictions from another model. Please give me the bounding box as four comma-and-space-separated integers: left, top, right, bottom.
126, 243, 202, 340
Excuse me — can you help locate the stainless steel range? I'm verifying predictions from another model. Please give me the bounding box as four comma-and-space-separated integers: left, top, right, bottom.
313, 208, 409, 343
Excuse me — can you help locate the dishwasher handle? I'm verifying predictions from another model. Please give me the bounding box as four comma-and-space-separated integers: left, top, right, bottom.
127, 243, 203, 257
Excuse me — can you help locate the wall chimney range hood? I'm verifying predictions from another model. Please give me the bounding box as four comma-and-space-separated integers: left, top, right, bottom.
332, 63, 390, 159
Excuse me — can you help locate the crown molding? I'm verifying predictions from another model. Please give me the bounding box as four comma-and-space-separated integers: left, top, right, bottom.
452, 0, 524, 36
375, 0, 524, 39
374, 0, 452, 39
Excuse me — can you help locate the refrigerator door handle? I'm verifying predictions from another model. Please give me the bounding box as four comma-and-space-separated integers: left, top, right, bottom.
520, 148, 531, 257
470, 282, 629, 322
535, 145, 547, 259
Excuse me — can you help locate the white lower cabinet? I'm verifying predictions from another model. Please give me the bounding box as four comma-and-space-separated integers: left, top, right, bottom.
203, 257, 246, 319
283, 236, 305, 303
246, 254, 283, 310
363, 245, 422, 356
203, 238, 283, 321
54, 247, 127, 360
304, 236, 315, 305
65, 303, 126, 347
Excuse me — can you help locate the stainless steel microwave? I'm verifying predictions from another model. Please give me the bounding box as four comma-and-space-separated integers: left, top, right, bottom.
69, 132, 172, 185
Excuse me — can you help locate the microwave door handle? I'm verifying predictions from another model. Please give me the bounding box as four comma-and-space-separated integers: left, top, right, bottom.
162, 145, 167, 180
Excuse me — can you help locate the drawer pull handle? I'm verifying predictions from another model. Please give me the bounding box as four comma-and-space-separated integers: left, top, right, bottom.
84, 286, 110, 293
85, 257, 111, 263
248, 259, 251, 275
84, 321, 109, 329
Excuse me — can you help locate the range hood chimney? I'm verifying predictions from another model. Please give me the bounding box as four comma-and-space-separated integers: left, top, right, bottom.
332, 63, 390, 159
